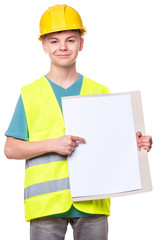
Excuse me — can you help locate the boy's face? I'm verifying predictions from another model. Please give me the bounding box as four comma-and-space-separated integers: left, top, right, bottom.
42, 30, 84, 69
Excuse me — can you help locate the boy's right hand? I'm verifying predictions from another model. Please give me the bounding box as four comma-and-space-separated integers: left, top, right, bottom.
48, 135, 86, 156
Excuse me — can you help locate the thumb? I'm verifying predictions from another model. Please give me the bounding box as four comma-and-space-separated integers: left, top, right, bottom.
136, 131, 142, 151
136, 131, 142, 139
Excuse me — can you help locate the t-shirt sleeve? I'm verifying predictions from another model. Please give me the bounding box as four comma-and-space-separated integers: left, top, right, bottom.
5, 95, 29, 141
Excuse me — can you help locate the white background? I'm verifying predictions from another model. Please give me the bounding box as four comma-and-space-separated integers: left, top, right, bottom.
0, 0, 159, 239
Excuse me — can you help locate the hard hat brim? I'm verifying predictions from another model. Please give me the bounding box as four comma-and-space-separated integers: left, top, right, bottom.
39, 27, 86, 41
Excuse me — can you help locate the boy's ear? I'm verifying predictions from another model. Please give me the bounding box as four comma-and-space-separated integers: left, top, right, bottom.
42, 40, 48, 54
79, 38, 84, 51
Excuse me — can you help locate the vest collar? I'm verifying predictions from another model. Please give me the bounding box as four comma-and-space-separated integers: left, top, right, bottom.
41, 75, 85, 124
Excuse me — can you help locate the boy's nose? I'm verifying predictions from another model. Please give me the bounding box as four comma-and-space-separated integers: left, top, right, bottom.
59, 42, 68, 51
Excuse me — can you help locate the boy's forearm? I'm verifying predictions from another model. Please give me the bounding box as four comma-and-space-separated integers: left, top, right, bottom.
4, 137, 53, 160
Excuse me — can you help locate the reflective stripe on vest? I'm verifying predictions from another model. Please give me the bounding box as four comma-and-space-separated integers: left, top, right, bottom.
25, 153, 67, 169
21, 75, 111, 222
24, 177, 70, 200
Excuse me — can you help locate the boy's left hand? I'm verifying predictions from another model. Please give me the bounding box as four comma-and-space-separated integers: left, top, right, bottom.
136, 131, 153, 152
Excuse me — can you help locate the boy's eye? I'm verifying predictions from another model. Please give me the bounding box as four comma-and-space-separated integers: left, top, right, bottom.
68, 39, 74, 43
51, 41, 57, 44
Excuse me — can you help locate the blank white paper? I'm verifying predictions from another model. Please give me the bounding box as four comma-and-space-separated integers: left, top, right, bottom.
62, 94, 142, 199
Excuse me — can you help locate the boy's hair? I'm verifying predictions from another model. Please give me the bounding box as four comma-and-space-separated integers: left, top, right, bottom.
42, 29, 82, 42
72, 29, 82, 36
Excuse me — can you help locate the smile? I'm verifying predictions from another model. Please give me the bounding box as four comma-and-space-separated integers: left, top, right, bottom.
57, 54, 71, 57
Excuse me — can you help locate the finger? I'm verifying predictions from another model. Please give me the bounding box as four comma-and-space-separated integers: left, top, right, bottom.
71, 146, 75, 151
68, 151, 72, 156
137, 146, 141, 151
136, 132, 142, 146
143, 146, 151, 151
75, 141, 79, 146
71, 136, 86, 143
67, 148, 74, 156
136, 131, 142, 138
73, 141, 79, 147
138, 142, 151, 148
138, 140, 152, 146
147, 147, 152, 152
138, 144, 152, 151
138, 136, 152, 142
68, 146, 75, 156
71, 141, 76, 147
138, 140, 151, 145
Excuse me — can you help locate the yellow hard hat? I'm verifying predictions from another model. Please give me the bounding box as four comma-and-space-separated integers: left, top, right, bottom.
39, 4, 86, 40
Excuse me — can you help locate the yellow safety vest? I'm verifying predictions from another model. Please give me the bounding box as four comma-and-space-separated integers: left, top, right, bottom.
21, 75, 111, 222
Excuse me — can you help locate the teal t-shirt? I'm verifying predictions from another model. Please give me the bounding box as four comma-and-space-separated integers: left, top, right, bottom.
5, 74, 96, 218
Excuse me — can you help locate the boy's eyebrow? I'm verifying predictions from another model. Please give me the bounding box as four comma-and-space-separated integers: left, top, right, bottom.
48, 37, 59, 40
66, 35, 77, 39
48, 35, 78, 40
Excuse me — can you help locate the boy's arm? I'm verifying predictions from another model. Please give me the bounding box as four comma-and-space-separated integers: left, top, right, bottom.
4, 135, 85, 160
4, 131, 152, 160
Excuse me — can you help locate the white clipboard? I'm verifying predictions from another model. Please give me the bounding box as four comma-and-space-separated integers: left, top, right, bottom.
62, 91, 152, 202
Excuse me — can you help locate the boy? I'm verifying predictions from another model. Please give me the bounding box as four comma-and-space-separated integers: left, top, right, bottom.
4, 4, 152, 240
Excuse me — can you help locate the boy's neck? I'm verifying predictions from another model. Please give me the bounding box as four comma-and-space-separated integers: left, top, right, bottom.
45, 65, 79, 89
